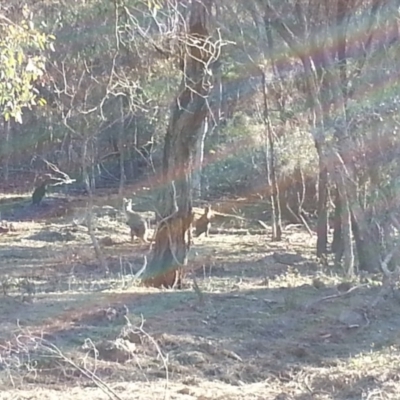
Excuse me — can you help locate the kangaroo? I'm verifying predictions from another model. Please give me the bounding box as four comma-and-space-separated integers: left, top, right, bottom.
194, 206, 212, 238
122, 198, 148, 244
32, 182, 47, 205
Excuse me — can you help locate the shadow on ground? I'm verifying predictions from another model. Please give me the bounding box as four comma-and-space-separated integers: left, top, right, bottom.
1, 193, 399, 399
2, 280, 399, 392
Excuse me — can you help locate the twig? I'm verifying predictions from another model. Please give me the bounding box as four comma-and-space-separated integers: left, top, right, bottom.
305, 284, 367, 310
125, 315, 170, 399
319, 284, 367, 302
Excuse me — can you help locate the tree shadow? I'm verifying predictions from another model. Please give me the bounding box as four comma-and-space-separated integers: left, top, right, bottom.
6, 278, 398, 392
191, 252, 319, 281
1, 210, 397, 395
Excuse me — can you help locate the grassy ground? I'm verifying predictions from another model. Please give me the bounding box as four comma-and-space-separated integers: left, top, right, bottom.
0, 191, 400, 400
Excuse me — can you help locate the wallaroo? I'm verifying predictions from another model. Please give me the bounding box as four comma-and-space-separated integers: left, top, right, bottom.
122, 198, 149, 244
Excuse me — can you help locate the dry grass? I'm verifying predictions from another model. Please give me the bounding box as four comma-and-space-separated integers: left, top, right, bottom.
0, 193, 400, 400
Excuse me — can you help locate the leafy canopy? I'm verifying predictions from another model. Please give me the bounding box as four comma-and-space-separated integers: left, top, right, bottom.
0, 11, 54, 123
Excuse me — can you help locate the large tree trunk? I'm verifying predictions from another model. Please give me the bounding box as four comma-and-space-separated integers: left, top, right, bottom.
142, 0, 215, 288
352, 213, 381, 272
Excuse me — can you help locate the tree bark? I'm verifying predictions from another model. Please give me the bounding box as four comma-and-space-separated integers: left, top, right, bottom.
331, 186, 343, 260
193, 117, 208, 199
263, 19, 282, 241
261, 70, 281, 241
142, 0, 215, 288
352, 213, 380, 272
118, 95, 126, 196
82, 136, 108, 272
316, 145, 328, 257
2, 119, 11, 182
336, 166, 354, 277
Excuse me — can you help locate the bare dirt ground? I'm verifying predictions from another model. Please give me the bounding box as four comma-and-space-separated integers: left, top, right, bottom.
1, 192, 400, 400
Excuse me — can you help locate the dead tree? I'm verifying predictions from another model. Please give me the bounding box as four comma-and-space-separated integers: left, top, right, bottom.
31, 157, 75, 204
141, 0, 219, 288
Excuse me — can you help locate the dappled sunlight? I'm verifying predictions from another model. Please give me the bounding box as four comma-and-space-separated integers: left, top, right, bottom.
2, 0, 400, 398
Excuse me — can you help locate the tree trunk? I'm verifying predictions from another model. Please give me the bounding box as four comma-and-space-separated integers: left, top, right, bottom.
82, 136, 108, 271
193, 117, 208, 200
332, 186, 343, 263
352, 214, 380, 272
336, 168, 354, 277
118, 95, 126, 196
258, 0, 382, 273
2, 119, 11, 182
316, 145, 328, 257
142, 0, 216, 288
260, 70, 281, 241
263, 15, 284, 240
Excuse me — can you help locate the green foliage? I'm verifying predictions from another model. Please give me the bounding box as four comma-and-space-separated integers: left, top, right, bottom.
204, 150, 264, 194
0, 14, 54, 123
203, 109, 318, 195
213, 112, 263, 145
275, 127, 318, 177
204, 113, 265, 193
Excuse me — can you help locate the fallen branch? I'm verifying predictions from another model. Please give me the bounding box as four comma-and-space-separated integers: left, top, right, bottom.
305, 284, 367, 311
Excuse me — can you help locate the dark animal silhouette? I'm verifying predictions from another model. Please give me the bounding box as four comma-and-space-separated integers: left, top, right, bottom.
32, 182, 47, 205
195, 206, 212, 237
122, 198, 148, 243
